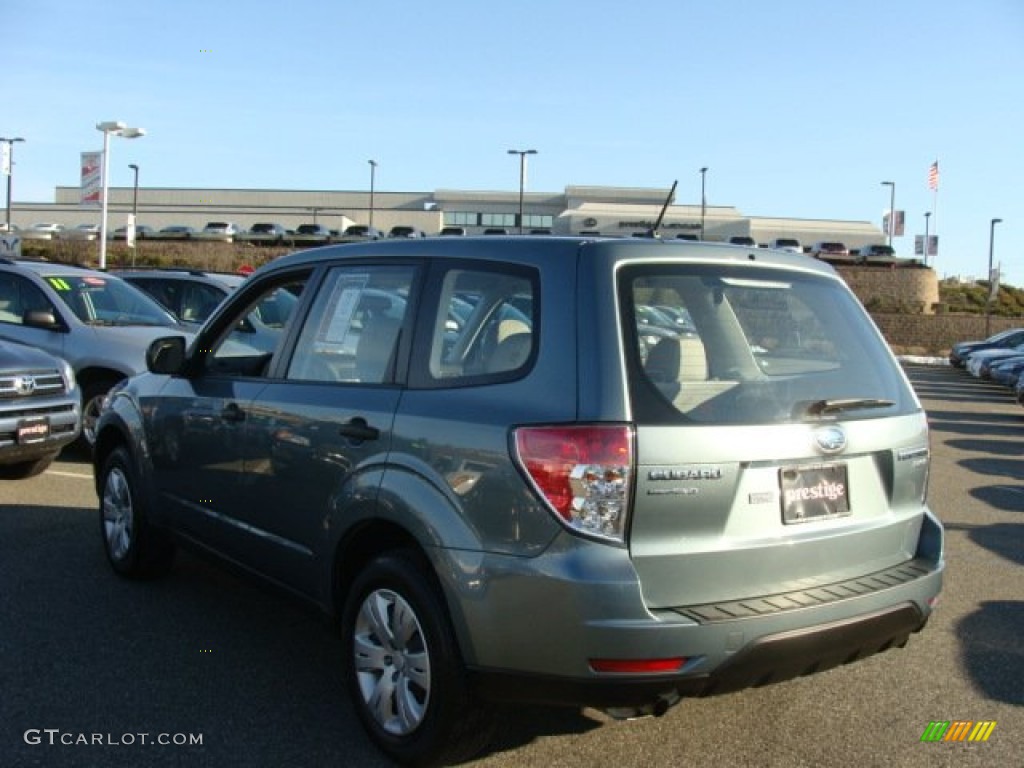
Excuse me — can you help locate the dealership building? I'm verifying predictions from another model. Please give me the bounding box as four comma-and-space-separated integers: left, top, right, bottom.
13, 184, 886, 249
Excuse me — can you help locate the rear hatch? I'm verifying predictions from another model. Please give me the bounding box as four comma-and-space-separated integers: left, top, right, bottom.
620, 261, 930, 609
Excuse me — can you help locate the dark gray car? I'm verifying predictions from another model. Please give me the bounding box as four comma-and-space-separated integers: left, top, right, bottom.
93, 237, 944, 766
0, 340, 80, 477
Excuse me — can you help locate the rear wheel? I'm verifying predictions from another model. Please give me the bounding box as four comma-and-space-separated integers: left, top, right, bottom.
99, 445, 175, 579
341, 550, 495, 766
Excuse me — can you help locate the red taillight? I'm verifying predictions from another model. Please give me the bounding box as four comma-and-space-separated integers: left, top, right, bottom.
590, 658, 686, 674
513, 425, 633, 544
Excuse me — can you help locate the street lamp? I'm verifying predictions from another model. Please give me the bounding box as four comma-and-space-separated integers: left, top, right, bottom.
96, 121, 145, 269
699, 167, 708, 240
128, 163, 140, 265
368, 159, 377, 230
1, 136, 25, 231
923, 211, 931, 264
985, 217, 1003, 336
508, 149, 537, 234
880, 181, 896, 247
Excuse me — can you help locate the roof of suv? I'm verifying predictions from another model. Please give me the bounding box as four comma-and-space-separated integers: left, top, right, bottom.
260, 235, 837, 278
113, 268, 245, 290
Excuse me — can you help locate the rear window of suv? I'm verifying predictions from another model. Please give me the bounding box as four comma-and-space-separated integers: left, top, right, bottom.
622, 264, 918, 425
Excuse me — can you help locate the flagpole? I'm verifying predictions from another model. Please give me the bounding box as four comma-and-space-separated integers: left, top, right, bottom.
928, 160, 939, 266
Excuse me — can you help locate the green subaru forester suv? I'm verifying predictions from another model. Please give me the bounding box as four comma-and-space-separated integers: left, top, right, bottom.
94, 236, 943, 766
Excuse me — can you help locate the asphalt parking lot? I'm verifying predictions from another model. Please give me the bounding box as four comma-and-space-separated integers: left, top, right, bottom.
1, 364, 1021, 767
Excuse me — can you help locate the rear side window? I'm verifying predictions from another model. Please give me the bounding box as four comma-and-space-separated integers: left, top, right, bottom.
416, 265, 536, 386
623, 265, 918, 425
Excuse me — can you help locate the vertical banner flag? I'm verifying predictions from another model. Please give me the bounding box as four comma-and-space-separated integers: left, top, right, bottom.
1, 143, 10, 176
989, 267, 1000, 302
914, 236, 938, 257
883, 211, 905, 238
928, 161, 939, 191
80, 151, 103, 205
125, 214, 137, 248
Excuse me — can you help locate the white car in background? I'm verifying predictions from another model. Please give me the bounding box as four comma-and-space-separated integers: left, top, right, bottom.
59, 224, 101, 241
196, 221, 245, 242
20, 223, 65, 240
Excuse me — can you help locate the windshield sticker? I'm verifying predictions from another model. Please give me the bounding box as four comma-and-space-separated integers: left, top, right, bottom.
82, 277, 107, 286
47, 277, 72, 291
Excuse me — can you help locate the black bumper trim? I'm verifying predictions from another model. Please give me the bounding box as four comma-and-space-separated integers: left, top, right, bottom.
469, 602, 927, 709
669, 557, 936, 624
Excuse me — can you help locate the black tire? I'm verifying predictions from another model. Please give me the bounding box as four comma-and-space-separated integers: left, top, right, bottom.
341, 550, 496, 766
98, 445, 175, 579
0, 453, 56, 479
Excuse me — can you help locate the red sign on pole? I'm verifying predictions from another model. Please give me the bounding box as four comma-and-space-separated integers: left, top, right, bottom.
80, 151, 102, 206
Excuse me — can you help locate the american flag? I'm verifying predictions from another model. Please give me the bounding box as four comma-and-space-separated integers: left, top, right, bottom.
928, 161, 939, 191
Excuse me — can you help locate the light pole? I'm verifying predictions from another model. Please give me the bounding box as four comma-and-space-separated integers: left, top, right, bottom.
368, 159, 377, 230
128, 163, 140, 265
880, 181, 896, 247
985, 217, 1003, 336
923, 211, 931, 264
96, 121, 145, 269
508, 149, 537, 234
1, 136, 25, 231
699, 167, 708, 240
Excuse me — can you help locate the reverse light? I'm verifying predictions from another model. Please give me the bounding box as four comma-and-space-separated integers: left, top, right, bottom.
513, 424, 633, 544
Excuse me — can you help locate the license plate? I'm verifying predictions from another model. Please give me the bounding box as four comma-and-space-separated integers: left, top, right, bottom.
779, 463, 850, 524
17, 417, 50, 444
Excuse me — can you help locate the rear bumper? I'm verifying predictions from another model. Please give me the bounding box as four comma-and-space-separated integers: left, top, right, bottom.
441, 514, 943, 710
471, 602, 928, 708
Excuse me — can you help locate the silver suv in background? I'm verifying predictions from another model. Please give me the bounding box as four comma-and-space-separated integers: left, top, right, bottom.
0, 259, 190, 447
0, 340, 80, 477
94, 237, 943, 765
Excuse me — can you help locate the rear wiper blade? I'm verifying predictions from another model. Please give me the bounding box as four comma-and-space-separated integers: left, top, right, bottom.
797, 398, 895, 417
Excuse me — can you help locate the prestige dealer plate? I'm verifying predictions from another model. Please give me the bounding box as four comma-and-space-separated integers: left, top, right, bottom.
780, 463, 850, 524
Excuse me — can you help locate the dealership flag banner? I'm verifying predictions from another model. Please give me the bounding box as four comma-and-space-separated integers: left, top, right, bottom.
80, 151, 103, 206
883, 210, 905, 238
1, 143, 10, 176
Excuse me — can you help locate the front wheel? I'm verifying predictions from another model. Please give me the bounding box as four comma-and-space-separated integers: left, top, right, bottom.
341, 550, 495, 766
99, 445, 175, 579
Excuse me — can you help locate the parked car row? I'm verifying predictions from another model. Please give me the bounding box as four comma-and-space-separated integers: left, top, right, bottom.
0, 258, 194, 451
949, 326, 1024, 405
724, 237, 899, 262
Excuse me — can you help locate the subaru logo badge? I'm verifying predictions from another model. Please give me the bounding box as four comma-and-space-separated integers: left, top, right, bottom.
14, 375, 36, 395
814, 425, 847, 454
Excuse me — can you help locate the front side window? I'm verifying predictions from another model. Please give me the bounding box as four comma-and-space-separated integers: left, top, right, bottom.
287, 265, 414, 384
204, 275, 307, 377
624, 265, 918, 425
0, 274, 56, 325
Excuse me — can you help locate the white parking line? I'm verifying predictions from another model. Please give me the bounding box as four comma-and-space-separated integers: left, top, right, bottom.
47, 470, 93, 480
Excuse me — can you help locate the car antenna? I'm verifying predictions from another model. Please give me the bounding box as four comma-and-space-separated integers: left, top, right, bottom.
646, 180, 677, 239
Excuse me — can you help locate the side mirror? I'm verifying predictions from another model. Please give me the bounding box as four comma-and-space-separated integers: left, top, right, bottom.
23, 310, 63, 331
146, 336, 187, 374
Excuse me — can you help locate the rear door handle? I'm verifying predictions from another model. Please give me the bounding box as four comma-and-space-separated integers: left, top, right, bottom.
221, 402, 246, 423
338, 417, 379, 443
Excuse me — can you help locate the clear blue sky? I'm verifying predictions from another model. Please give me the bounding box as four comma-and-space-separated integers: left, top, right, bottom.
6, 0, 1023, 286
